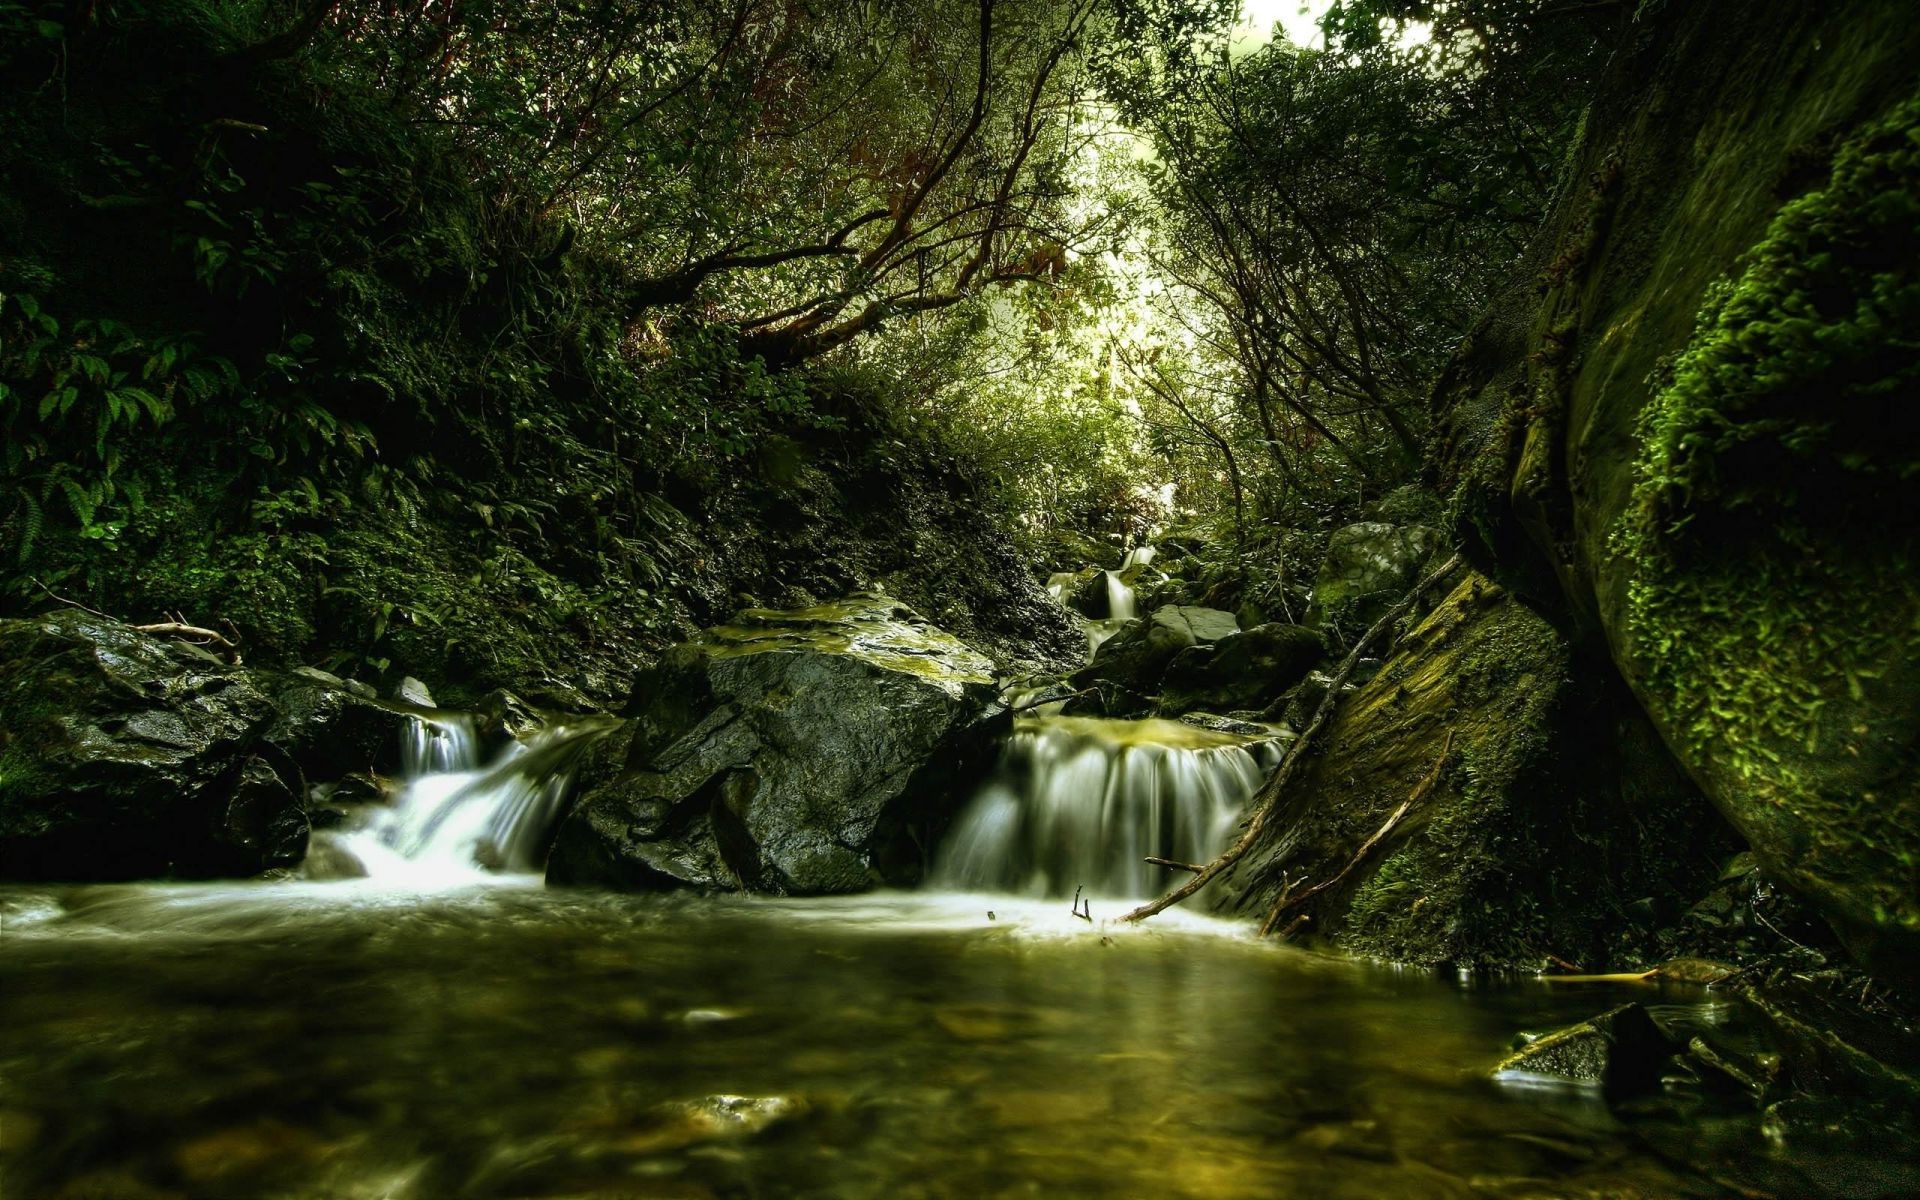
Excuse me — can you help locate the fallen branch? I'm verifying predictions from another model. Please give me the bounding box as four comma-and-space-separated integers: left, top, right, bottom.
33, 581, 243, 662
1259, 732, 1452, 937
1537, 970, 1658, 984
1118, 552, 1464, 925
1144, 856, 1206, 874
131, 621, 242, 656
1070, 885, 1093, 923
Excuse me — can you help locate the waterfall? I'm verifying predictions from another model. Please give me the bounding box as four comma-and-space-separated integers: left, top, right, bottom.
934, 716, 1278, 899
323, 715, 615, 885
1101, 545, 1155, 624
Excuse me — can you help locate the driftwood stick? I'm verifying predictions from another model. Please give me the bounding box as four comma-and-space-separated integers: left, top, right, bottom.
1260, 731, 1452, 936
1144, 856, 1206, 874
131, 622, 241, 652
33, 578, 243, 661
1117, 553, 1464, 925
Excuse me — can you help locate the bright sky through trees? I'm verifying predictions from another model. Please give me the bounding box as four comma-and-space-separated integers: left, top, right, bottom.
1237, 0, 1331, 49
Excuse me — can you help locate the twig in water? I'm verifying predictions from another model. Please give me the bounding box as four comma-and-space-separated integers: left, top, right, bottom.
1070, 886, 1092, 923
1118, 554, 1465, 925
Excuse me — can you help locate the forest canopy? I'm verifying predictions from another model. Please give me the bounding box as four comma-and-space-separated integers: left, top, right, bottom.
0, 0, 1627, 667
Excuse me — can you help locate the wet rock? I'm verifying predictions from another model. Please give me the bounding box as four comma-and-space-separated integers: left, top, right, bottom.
548, 594, 1000, 895
1306, 521, 1441, 635
393, 676, 436, 707
1062, 567, 1140, 620
1067, 605, 1240, 715
617, 1095, 808, 1156
261, 674, 413, 783
474, 687, 544, 743
1157, 622, 1325, 717
0, 611, 306, 880
300, 832, 369, 880
1685, 1035, 1780, 1103
1732, 977, 1920, 1103
1493, 1003, 1679, 1099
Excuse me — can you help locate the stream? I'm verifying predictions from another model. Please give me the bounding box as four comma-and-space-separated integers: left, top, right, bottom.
0, 714, 1910, 1199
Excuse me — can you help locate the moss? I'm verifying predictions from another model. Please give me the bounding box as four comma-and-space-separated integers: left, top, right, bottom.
1608, 90, 1920, 948
1614, 98, 1920, 766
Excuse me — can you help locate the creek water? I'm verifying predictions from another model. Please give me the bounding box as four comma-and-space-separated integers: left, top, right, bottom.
0, 717, 1912, 1199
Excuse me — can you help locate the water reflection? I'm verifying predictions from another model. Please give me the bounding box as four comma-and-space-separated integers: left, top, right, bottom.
0, 884, 1901, 1198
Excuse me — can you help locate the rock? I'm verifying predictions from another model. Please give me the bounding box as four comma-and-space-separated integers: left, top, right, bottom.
261, 675, 413, 783
1155, 605, 1240, 645
1306, 521, 1441, 635
393, 676, 436, 707
1226, 573, 1730, 973
1066, 605, 1241, 715
1427, 0, 1920, 984
617, 1094, 808, 1156
548, 594, 1000, 895
1684, 1035, 1779, 1103
1179, 713, 1287, 740
1062, 567, 1138, 620
474, 688, 543, 744
1493, 1003, 1679, 1098
1731, 977, 1920, 1104
0, 611, 306, 879
1157, 623, 1325, 717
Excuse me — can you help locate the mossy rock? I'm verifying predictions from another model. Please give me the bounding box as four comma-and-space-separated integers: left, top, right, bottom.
1224, 574, 1727, 972
547, 594, 1001, 895
1427, 0, 1920, 985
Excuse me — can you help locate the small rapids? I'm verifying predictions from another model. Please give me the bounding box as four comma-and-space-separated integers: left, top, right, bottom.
935, 715, 1279, 899
324, 714, 616, 886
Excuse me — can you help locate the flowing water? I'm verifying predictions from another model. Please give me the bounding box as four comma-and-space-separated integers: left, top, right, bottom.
936, 716, 1277, 899
2, 715, 1914, 1199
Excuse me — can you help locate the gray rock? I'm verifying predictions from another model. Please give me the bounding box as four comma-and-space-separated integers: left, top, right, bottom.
1067, 605, 1241, 716
548, 594, 1000, 895
393, 676, 436, 707
1158, 623, 1325, 717
0, 611, 306, 879
1307, 521, 1441, 635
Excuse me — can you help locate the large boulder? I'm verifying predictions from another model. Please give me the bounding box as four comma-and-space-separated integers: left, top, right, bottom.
1157, 623, 1327, 718
264, 667, 421, 782
1430, 0, 1920, 984
0, 611, 303, 879
1226, 574, 1729, 972
1306, 521, 1441, 637
547, 594, 1001, 895
1066, 605, 1240, 716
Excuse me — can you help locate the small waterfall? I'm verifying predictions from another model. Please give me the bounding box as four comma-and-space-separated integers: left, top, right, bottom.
327, 715, 615, 885
1102, 545, 1153, 624
935, 716, 1277, 899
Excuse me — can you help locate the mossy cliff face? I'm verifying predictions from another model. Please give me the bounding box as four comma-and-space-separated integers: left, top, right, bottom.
1431, 2, 1920, 981
1226, 574, 1723, 971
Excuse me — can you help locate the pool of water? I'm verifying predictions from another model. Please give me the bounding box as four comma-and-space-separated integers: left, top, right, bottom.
0, 882, 1907, 1198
